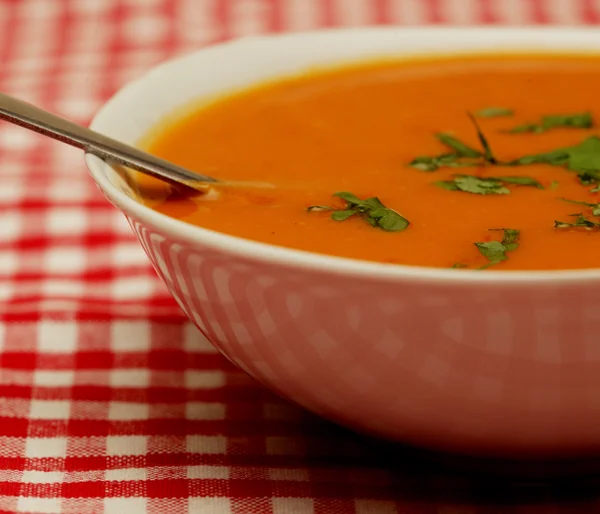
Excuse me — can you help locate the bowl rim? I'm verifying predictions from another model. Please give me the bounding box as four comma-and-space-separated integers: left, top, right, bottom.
86, 25, 600, 286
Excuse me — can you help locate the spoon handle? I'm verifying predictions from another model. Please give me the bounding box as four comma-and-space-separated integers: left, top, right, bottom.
0, 92, 217, 185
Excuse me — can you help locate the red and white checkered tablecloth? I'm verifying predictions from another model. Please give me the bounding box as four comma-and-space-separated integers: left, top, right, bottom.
2, 1, 600, 513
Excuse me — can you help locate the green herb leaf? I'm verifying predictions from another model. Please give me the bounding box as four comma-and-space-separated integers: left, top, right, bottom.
488, 176, 544, 189
409, 154, 482, 171
474, 228, 521, 269
409, 156, 445, 172
333, 192, 368, 208
451, 263, 468, 269
364, 197, 386, 211
467, 112, 497, 164
508, 136, 600, 187
436, 133, 482, 158
372, 208, 411, 232
445, 160, 485, 168
564, 136, 600, 173
475, 241, 509, 264
550, 180, 559, 190
509, 123, 538, 134
510, 149, 569, 166
476, 107, 514, 118
436, 175, 510, 195
494, 228, 520, 249
434, 174, 544, 195
331, 210, 356, 221
560, 136, 600, 187
547, 112, 593, 129
561, 198, 600, 216
409, 114, 501, 172
554, 213, 600, 229
509, 112, 593, 134
504, 229, 520, 245
309, 193, 410, 232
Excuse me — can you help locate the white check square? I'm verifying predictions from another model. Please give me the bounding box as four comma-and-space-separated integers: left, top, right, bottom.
29, 400, 71, 420
25, 437, 67, 458
108, 402, 149, 421
104, 498, 147, 514
37, 321, 78, 353
106, 436, 147, 456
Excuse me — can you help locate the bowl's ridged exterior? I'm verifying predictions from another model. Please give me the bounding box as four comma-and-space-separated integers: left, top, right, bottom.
129, 215, 600, 456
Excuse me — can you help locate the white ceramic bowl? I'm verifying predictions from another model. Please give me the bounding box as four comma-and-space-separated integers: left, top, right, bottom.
87, 27, 600, 457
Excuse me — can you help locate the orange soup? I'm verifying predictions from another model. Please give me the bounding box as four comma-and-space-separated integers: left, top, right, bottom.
138, 53, 600, 271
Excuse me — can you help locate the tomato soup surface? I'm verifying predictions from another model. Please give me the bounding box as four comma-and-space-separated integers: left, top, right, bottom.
139, 53, 600, 271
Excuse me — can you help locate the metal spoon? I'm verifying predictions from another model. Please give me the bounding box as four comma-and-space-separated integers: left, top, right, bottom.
0, 91, 262, 192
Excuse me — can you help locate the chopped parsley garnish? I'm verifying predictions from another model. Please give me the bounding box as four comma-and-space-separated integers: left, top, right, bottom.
476, 107, 514, 118
487, 176, 544, 189
476, 241, 509, 265
494, 228, 520, 250
418, 133, 600, 191
509, 136, 600, 189
509, 112, 593, 134
402, 108, 600, 253
409, 133, 483, 171
436, 133, 482, 158
475, 229, 520, 269
308, 192, 410, 232
409, 153, 480, 172
556, 197, 600, 229
409, 113, 600, 190
436, 175, 542, 195
409, 115, 501, 171
564, 136, 600, 173
554, 214, 600, 229
436, 176, 508, 195
468, 113, 497, 164
561, 198, 600, 216
453, 229, 521, 270
508, 148, 569, 166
